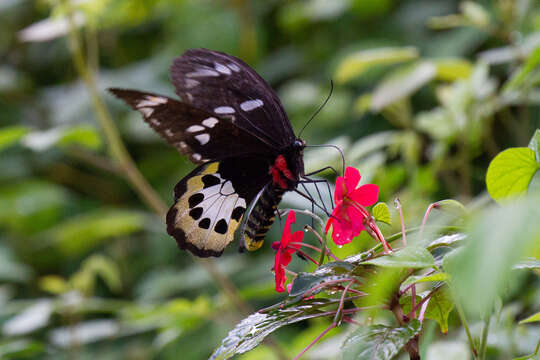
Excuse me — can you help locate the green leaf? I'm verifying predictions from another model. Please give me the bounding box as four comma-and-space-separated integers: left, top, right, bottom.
427, 233, 466, 251
210, 298, 336, 360
21, 125, 102, 152
71, 255, 122, 295
435, 199, 468, 217
289, 261, 354, 297
528, 129, 540, 163
443, 198, 540, 315
0, 126, 30, 151
504, 46, 540, 91
402, 272, 449, 286
0, 245, 33, 283
0, 340, 44, 358
425, 287, 454, 333
335, 47, 418, 83
50, 209, 145, 255
341, 319, 422, 360
486, 147, 539, 202
513, 258, 540, 270
519, 311, 540, 324
372, 202, 391, 225
371, 62, 437, 110
433, 58, 472, 81
461, 1, 490, 27
0, 180, 68, 234
362, 246, 436, 269
512, 354, 540, 360
57, 125, 102, 150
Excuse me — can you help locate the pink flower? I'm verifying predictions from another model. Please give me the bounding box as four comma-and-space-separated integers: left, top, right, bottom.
325, 167, 379, 245
273, 211, 304, 292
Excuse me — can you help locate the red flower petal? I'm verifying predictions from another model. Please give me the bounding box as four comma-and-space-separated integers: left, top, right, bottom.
281, 211, 296, 247
334, 176, 346, 203
274, 258, 286, 292
288, 231, 304, 253
344, 167, 361, 193
349, 184, 379, 207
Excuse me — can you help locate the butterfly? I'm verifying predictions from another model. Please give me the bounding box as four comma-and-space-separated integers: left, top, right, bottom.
110, 49, 307, 257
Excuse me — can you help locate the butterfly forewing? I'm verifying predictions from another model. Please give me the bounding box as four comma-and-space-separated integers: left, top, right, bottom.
170, 49, 295, 150
109, 88, 272, 163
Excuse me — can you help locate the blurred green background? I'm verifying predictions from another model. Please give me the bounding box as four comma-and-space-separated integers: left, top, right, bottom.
1, 0, 539, 359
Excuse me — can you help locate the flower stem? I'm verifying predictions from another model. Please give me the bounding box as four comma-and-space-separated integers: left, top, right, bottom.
333, 280, 354, 325
419, 202, 440, 242
304, 225, 341, 262
394, 198, 407, 246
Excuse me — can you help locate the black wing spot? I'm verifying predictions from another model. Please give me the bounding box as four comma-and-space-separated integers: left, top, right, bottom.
199, 218, 211, 229
189, 207, 203, 220
188, 193, 204, 208
214, 219, 228, 234
231, 206, 245, 221
202, 174, 221, 188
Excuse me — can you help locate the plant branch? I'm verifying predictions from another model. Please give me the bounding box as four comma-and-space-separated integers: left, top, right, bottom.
63, 1, 258, 330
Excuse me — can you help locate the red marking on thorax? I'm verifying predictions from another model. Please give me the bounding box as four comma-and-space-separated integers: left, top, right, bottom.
270, 155, 294, 189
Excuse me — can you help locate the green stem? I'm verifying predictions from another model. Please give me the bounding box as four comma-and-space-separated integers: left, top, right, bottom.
455, 300, 478, 358
478, 315, 491, 360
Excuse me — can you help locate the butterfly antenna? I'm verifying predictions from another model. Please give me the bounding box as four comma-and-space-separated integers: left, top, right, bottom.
298, 80, 334, 138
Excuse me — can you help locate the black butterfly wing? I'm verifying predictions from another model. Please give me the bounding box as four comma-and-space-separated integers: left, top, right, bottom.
167, 156, 272, 257
109, 88, 273, 163
170, 48, 295, 150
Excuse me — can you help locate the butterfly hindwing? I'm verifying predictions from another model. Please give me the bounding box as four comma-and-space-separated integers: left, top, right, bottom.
170, 48, 295, 150
167, 157, 272, 257
109, 88, 272, 163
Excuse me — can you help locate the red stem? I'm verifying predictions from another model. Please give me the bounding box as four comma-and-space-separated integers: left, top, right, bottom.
419, 202, 440, 242
292, 323, 336, 360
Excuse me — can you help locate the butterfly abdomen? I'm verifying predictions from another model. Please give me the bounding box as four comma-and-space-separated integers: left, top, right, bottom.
242, 184, 286, 251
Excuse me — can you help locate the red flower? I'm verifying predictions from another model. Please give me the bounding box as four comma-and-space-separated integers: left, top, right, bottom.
273, 211, 304, 292
325, 167, 379, 245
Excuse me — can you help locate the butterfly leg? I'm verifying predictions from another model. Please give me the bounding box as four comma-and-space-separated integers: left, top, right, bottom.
300, 177, 335, 209
293, 188, 331, 217
300, 182, 317, 228
303, 166, 339, 177
300, 181, 329, 216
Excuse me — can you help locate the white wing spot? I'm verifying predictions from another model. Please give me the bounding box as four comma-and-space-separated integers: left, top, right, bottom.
185, 79, 200, 89
221, 181, 235, 195
165, 129, 174, 137
202, 117, 219, 128
214, 106, 235, 114
240, 99, 264, 111
137, 96, 167, 108
214, 62, 232, 75
227, 63, 240, 72
148, 96, 167, 104
150, 119, 161, 126
192, 153, 202, 161
195, 133, 210, 145
237, 198, 247, 208
186, 69, 219, 78
179, 141, 188, 149
187, 125, 205, 133
139, 107, 154, 117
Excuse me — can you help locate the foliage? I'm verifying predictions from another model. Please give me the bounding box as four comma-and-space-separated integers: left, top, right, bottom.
1, 0, 540, 359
